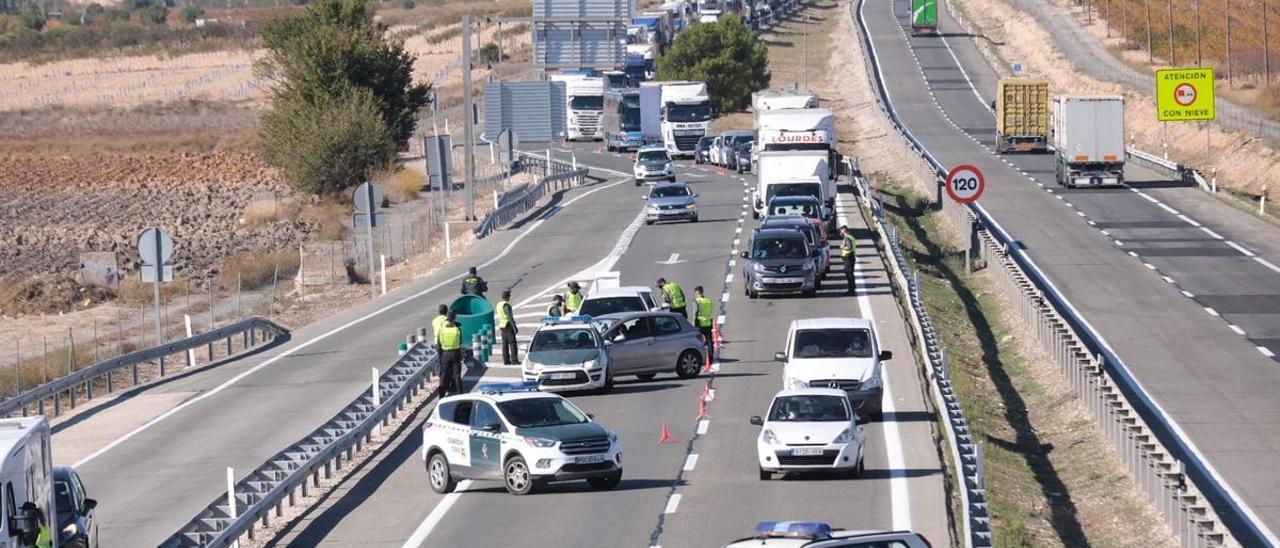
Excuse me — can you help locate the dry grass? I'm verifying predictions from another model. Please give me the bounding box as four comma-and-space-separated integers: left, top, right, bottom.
381, 168, 426, 203
299, 201, 347, 241
219, 250, 302, 291
242, 200, 280, 226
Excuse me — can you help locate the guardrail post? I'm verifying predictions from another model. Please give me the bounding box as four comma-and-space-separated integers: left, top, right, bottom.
372, 366, 382, 437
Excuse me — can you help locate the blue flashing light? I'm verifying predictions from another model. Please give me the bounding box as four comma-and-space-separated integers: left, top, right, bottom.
754, 521, 834, 540
540, 315, 594, 325
477, 381, 541, 395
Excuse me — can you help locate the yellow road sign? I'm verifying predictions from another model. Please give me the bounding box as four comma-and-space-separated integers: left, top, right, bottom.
1156, 68, 1215, 121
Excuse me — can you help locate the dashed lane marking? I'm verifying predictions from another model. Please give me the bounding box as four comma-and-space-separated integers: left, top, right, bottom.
1229, 325, 1246, 336
1205, 307, 1220, 317
1260, 347, 1276, 358
696, 420, 710, 435
683, 454, 699, 471
664, 494, 682, 514
1182, 290, 1196, 298
1225, 241, 1256, 257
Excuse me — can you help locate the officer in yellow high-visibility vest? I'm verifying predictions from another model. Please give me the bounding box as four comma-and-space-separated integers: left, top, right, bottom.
497, 290, 519, 365
839, 225, 857, 295
693, 286, 715, 362
437, 313, 463, 396
657, 277, 687, 319
565, 282, 584, 313
431, 304, 448, 349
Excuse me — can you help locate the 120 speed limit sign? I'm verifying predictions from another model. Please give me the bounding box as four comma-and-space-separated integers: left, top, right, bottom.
945, 164, 986, 204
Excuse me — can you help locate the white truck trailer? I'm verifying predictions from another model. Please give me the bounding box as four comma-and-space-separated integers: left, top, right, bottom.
751, 89, 819, 112
1051, 96, 1125, 187
753, 150, 833, 229
551, 74, 606, 141
0, 417, 58, 548
754, 108, 838, 187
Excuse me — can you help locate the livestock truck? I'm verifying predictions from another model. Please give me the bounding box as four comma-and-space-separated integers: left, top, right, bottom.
995, 78, 1050, 153
911, 0, 937, 35
1051, 96, 1126, 187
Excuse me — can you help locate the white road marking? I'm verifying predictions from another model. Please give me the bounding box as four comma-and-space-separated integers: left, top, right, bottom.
1143, 263, 1156, 270
729, 259, 737, 267
1205, 307, 1220, 317
1178, 214, 1202, 227
683, 454, 699, 471
664, 494, 682, 514
1200, 227, 1225, 239
717, 314, 726, 325
697, 419, 710, 435
735, 227, 742, 234
1182, 290, 1196, 298
1127, 251, 1138, 257
1158, 203, 1180, 215
732, 239, 740, 247
725, 273, 734, 284
1100, 230, 1110, 236
721, 292, 731, 303
1115, 240, 1125, 247
1162, 276, 1176, 284
1260, 347, 1276, 358
1229, 325, 1246, 335
1225, 241, 1256, 257
1076, 211, 1086, 217
1139, 193, 1160, 204
1255, 257, 1280, 274
400, 480, 474, 548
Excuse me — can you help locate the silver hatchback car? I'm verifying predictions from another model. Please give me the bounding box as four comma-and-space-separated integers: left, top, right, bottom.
594, 311, 707, 380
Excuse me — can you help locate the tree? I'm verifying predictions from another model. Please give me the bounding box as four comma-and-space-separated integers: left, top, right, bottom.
138, 4, 167, 24
656, 15, 769, 114
258, 0, 429, 194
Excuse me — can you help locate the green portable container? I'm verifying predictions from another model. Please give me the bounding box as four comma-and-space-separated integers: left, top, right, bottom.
911, 0, 937, 35
448, 295, 495, 355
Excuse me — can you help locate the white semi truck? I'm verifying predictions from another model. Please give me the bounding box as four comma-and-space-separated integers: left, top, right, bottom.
0, 417, 58, 548
551, 74, 606, 141
1051, 96, 1125, 187
753, 150, 834, 230
640, 81, 713, 158
754, 108, 838, 189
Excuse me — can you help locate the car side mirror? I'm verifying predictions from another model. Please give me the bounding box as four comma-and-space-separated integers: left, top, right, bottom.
773, 352, 786, 362
83, 499, 97, 513
603, 340, 614, 347
749, 416, 764, 426
739, 250, 749, 258
879, 350, 893, 361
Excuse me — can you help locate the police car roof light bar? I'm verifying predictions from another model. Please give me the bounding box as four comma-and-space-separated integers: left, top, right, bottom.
754, 521, 834, 539
477, 381, 541, 395
540, 315, 594, 325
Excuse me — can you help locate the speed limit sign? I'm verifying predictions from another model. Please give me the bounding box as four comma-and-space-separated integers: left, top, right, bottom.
945, 164, 985, 204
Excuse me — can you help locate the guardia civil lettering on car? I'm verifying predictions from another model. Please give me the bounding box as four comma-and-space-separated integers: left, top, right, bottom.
421, 382, 623, 496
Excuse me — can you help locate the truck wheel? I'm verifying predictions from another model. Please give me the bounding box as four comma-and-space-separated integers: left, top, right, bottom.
587, 471, 622, 490
503, 455, 534, 495
428, 452, 456, 494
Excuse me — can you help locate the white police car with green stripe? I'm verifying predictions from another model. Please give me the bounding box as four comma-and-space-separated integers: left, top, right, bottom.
422, 382, 623, 495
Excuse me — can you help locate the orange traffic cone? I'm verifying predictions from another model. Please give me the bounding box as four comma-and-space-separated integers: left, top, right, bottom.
697, 399, 711, 420
658, 423, 673, 445
714, 327, 725, 350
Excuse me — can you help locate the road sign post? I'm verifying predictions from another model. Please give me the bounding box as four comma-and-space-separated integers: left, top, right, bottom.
354, 182, 384, 299
138, 227, 174, 346
945, 164, 986, 204
499, 129, 519, 194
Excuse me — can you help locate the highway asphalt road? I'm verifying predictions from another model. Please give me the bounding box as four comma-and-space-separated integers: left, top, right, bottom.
267, 144, 950, 547
863, 0, 1280, 539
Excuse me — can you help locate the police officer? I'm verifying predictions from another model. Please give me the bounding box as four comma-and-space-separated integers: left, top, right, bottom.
693, 286, 715, 362
547, 294, 565, 317
437, 313, 464, 396
565, 282, 584, 314
460, 266, 488, 297
839, 225, 857, 294
431, 304, 448, 345
657, 277, 687, 318
497, 290, 519, 365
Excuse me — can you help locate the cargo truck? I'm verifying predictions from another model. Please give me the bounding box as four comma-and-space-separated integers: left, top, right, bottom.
642, 81, 713, 158
995, 78, 1049, 153
603, 89, 646, 151
639, 85, 664, 145
753, 150, 834, 229
751, 89, 819, 112
625, 43, 657, 83
0, 416, 59, 548
1051, 96, 1126, 187
551, 74, 606, 141
911, 0, 937, 35
754, 108, 838, 187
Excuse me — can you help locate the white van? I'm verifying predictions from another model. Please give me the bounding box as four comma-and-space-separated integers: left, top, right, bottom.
0, 416, 58, 548
775, 318, 892, 420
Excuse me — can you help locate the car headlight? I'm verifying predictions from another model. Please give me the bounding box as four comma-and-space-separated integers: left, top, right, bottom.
788, 377, 808, 390
608, 430, 618, 443
761, 427, 780, 445
861, 369, 882, 389
752, 262, 767, 273
525, 361, 541, 372
833, 428, 854, 444
802, 260, 815, 271
526, 437, 557, 448
685, 203, 696, 209
583, 358, 600, 371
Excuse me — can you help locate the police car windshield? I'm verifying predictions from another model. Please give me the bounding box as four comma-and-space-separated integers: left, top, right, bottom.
650, 186, 690, 198
530, 328, 597, 351
793, 328, 873, 358
768, 395, 849, 422
498, 397, 589, 427
750, 237, 808, 259
638, 150, 668, 162
579, 297, 646, 316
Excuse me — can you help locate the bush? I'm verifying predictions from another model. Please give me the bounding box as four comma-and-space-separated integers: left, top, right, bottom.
400, 0, 414, 8
477, 42, 506, 64
138, 4, 168, 24
260, 88, 399, 195
656, 15, 769, 114
179, 5, 204, 24
220, 250, 302, 291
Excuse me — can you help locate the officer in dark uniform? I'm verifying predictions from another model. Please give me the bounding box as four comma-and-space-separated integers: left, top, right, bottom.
460, 266, 488, 297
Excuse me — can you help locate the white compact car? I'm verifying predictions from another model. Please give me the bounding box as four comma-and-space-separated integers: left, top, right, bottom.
751, 388, 865, 479
776, 318, 892, 420
422, 382, 622, 495
578, 286, 661, 316
723, 521, 934, 547
522, 317, 613, 393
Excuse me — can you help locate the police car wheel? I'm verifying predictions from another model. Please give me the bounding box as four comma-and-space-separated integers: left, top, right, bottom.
428, 452, 456, 494
587, 471, 622, 490
504, 456, 534, 495
675, 350, 702, 379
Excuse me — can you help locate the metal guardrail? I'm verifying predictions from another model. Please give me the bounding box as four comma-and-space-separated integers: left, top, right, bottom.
852, 0, 1268, 545
162, 329, 439, 547
473, 151, 590, 238
0, 316, 287, 418
1125, 147, 1208, 192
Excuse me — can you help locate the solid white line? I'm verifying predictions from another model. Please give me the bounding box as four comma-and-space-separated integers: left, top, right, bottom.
1255, 257, 1280, 274
1158, 203, 1180, 215
1178, 214, 1202, 227
1182, 290, 1196, 298
1229, 325, 1246, 336
400, 480, 473, 548
1140, 193, 1160, 204
1225, 241, 1256, 257
683, 454, 699, 471
664, 494, 682, 514
1260, 347, 1276, 358
73, 175, 635, 469
697, 419, 710, 435
1205, 307, 1220, 317
1200, 227, 1225, 239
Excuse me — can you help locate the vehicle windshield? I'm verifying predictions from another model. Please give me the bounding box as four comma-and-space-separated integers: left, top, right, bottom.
728, 134, 754, 146
571, 96, 604, 110
767, 183, 821, 202
579, 297, 646, 316
770, 201, 819, 218
620, 96, 642, 130
638, 150, 669, 162
750, 237, 809, 259
667, 103, 712, 122
768, 395, 850, 422
530, 328, 598, 351
498, 397, 590, 428
792, 328, 873, 358
606, 73, 628, 89
54, 480, 72, 514
650, 185, 690, 198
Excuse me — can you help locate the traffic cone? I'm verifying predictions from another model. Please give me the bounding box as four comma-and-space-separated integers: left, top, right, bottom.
658, 423, 673, 445
714, 326, 725, 350
697, 398, 711, 420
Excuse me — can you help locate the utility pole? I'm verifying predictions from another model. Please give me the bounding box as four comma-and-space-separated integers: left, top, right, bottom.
1145, 0, 1154, 63
1194, 0, 1201, 65
1166, 0, 1175, 65
1265, 0, 1271, 84
1226, 0, 1232, 85
462, 15, 476, 221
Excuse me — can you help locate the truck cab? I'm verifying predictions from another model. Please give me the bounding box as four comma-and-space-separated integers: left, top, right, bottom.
552, 74, 606, 142
645, 81, 712, 158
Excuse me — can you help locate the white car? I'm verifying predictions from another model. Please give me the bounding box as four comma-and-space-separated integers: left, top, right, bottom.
751, 388, 865, 479
634, 145, 676, 185
578, 286, 661, 316
422, 382, 622, 495
723, 521, 934, 547
776, 318, 891, 420
708, 135, 725, 166
522, 317, 613, 392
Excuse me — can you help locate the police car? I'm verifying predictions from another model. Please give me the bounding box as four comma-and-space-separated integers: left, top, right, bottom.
722, 522, 933, 547
521, 316, 614, 393
422, 382, 623, 495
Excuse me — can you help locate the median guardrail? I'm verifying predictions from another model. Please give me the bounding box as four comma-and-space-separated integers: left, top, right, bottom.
162, 328, 439, 547
852, 0, 1266, 545
0, 316, 287, 419
473, 150, 591, 239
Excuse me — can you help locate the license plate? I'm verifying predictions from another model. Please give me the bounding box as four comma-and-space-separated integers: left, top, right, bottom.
547, 372, 578, 380
765, 277, 804, 283
790, 447, 824, 456
574, 454, 605, 464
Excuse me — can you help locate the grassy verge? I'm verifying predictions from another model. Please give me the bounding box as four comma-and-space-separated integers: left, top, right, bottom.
874, 177, 1176, 547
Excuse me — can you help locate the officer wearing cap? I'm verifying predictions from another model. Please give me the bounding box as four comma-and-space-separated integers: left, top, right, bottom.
547, 295, 565, 317
565, 282, 584, 313
437, 312, 463, 396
